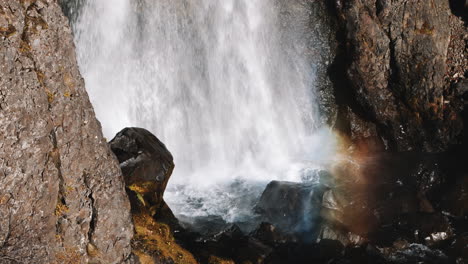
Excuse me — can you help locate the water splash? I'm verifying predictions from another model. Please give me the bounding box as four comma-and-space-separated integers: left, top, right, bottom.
71, 0, 336, 222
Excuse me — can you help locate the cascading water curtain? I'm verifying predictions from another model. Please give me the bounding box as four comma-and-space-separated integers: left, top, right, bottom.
72, 0, 336, 222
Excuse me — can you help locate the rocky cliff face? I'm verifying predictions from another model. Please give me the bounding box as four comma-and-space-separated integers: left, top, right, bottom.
323, 0, 468, 226
329, 0, 467, 152
315, 1, 468, 261
0, 1, 133, 263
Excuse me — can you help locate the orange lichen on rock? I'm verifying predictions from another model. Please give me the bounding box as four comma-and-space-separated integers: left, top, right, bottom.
0, 24, 16, 38
132, 212, 198, 264
54, 246, 81, 264
54, 200, 68, 216
134, 250, 156, 264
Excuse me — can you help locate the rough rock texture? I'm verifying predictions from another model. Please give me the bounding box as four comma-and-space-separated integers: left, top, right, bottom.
0, 1, 133, 263
277, 0, 339, 126
306, 0, 340, 127
312, 1, 468, 261
58, 0, 83, 25
330, 0, 467, 152
109, 127, 174, 216
110, 127, 197, 264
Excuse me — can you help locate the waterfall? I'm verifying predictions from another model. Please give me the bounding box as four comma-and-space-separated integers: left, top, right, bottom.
71, 0, 336, 223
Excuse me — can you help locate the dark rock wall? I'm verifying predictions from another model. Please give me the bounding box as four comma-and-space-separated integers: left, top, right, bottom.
314, 1, 468, 260
0, 1, 133, 263
328, 0, 467, 152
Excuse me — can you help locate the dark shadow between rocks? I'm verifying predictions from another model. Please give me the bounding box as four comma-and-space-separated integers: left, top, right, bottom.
107, 127, 468, 263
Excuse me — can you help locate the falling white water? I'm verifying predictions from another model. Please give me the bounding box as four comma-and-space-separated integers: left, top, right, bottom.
72, 0, 336, 223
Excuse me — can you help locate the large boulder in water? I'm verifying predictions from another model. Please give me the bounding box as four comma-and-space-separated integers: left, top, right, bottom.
255, 181, 326, 236
109, 127, 174, 214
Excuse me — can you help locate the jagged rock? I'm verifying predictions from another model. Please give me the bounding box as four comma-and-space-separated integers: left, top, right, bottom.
109, 127, 174, 215
331, 0, 466, 152
0, 1, 133, 263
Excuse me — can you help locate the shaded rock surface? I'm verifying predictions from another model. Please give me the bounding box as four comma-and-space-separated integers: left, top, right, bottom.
328, 0, 467, 152
0, 1, 133, 263
255, 180, 325, 237
320, 150, 468, 263
110, 127, 174, 216
312, 2, 468, 260
180, 150, 466, 263
95, 126, 468, 263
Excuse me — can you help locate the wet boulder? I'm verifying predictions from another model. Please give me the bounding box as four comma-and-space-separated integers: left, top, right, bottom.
110, 127, 174, 214
255, 181, 326, 237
